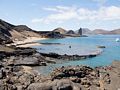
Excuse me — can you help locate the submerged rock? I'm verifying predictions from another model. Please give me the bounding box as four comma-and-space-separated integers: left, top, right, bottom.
97, 45, 106, 48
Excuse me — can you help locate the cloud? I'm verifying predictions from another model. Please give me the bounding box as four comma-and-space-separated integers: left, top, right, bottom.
32, 6, 78, 24
31, 6, 120, 24
90, 0, 107, 4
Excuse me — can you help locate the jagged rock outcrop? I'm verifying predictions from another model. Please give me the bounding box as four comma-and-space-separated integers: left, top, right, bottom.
76, 28, 92, 35
77, 28, 82, 35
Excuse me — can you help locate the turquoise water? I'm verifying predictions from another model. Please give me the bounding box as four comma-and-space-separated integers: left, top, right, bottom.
33, 35, 120, 74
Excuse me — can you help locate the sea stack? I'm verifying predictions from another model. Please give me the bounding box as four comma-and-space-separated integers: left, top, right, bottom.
78, 28, 82, 35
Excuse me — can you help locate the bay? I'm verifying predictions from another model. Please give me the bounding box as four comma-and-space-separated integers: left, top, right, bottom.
32, 35, 120, 75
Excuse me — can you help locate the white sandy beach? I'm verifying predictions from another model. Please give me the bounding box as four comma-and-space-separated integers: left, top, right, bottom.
10, 37, 47, 47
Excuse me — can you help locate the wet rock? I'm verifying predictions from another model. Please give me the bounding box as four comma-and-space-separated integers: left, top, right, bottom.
97, 45, 106, 48
40, 52, 100, 61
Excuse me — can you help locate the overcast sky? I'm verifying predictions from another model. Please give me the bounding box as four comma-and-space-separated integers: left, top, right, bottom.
0, 0, 120, 31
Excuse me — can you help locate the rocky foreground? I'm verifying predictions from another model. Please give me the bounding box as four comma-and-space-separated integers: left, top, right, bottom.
0, 50, 120, 90
0, 40, 119, 90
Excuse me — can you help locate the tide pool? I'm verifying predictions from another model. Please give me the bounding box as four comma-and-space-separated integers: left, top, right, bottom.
33, 35, 120, 75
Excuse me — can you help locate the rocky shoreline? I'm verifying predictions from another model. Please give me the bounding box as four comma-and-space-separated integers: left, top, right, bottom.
0, 57, 120, 90
40, 50, 102, 61
0, 44, 119, 90
0, 46, 101, 67
0, 46, 56, 66
0, 43, 106, 90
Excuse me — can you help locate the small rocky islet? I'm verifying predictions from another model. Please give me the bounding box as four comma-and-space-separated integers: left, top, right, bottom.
0, 19, 120, 90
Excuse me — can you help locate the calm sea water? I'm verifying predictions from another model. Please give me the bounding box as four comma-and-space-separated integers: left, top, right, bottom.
33, 35, 120, 75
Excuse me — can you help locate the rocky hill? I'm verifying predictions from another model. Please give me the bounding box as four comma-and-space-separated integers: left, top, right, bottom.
0, 19, 14, 44
53, 27, 67, 34
66, 30, 75, 34
92, 29, 109, 35
109, 29, 120, 34
80, 28, 120, 35
0, 19, 41, 44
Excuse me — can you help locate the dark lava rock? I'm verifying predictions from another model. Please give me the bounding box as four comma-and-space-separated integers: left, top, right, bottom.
51, 66, 93, 80
46, 32, 64, 38
97, 45, 106, 48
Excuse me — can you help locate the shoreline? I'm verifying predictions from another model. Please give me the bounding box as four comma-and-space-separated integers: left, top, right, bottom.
40, 49, 102, 60
7, 37, 47, 47
1, 36, 120, 90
